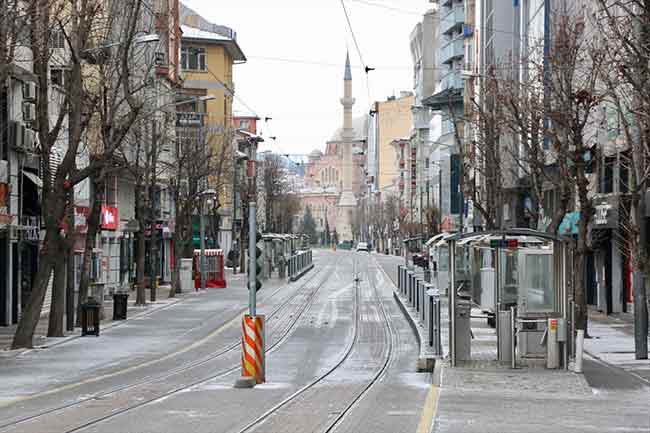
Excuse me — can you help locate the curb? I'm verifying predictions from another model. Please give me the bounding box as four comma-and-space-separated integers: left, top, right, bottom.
374, 257, 435, 373
393, 291, 435, 372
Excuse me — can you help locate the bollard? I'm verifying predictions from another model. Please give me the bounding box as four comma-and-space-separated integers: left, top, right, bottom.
397, 266, 402, 291
429, 295, 434, 347
421, 283, 426, 322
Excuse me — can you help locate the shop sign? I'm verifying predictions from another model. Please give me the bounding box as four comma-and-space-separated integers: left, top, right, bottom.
0, 183, 10, 226
593, 195, 618, 229
101, 205, 119, 230
74, 206, 90, 233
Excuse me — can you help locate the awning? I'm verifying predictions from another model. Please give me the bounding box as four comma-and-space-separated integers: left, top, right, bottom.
23, 170, 43, 188
558, 212, 580, 236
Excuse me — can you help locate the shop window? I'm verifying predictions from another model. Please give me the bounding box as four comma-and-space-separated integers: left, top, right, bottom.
599, 156, 615, 194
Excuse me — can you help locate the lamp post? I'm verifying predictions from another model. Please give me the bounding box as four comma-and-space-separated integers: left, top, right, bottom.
199, 189, 217, 291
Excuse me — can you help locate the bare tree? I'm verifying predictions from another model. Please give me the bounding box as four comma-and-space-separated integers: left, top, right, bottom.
544, 9, 609, 333
596, 0, 649, 358
12, 0, 156, 348
165, 120, 233, 297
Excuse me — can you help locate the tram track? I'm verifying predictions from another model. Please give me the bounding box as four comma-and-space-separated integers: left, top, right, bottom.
233, 254, 396, 433
0, 257, 335, 433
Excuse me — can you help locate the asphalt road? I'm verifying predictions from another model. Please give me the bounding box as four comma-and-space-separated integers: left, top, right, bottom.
0, 250, 431, 433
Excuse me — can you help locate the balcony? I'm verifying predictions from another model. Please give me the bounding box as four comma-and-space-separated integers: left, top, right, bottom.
439, 37, 464, 65
441, 72, 464, 91
440, 3, 464, 36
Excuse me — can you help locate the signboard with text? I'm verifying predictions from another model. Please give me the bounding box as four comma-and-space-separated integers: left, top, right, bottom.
101, 205, 119, 230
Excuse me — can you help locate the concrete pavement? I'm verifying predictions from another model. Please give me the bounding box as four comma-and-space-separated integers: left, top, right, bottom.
374, 252, 650, 433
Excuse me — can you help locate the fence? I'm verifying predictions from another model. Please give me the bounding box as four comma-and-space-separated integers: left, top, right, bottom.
397, 264, 442, 356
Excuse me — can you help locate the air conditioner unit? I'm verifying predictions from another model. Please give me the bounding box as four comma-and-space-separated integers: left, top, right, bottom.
9, 121, 23, 149
23, 82, 37, 100
22, 102, 36, 122
154, 52, 166, 66
23, 129, 37, 152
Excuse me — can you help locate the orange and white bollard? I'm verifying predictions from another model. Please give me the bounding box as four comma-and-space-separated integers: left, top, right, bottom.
242, 315, 265, 384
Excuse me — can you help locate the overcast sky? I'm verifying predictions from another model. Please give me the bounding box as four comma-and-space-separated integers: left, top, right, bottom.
181, 0, 430, 156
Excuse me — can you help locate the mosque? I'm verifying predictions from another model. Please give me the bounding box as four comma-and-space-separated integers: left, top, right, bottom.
297, 53, 368, 243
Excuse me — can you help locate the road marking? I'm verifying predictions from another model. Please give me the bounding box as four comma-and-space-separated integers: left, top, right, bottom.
0, 309, 245, 408
416, 385, 439, 433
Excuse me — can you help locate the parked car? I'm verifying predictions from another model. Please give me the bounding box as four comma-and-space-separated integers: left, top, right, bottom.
412, 252, 429, 268
356, 242, 369, 252
337, 241, 354, 250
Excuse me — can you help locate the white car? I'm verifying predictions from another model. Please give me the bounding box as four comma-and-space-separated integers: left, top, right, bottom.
356, 242, 369, 252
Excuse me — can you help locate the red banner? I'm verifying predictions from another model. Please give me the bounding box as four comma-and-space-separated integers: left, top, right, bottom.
101, 205, 119, 230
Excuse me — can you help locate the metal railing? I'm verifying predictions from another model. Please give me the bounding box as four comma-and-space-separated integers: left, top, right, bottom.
397, 265, 442, 357
287, 250, 313, 281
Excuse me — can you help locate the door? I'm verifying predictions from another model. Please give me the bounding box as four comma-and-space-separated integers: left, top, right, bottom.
0, 236, 7, 325
605, 239, 613, 315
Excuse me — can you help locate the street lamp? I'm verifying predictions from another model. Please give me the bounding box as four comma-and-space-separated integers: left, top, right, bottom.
199, 188, 217, 291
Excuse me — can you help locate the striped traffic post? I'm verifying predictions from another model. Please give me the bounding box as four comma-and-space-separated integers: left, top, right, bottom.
242, 314, 265, 384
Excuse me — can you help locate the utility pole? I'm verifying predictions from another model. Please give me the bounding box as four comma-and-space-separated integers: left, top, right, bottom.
149, 119, 158, 302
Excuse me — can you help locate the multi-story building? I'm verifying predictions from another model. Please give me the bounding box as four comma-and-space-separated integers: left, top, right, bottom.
179, 4, 246, 253
410, 7, 439, 231
424, 0, 465, 233
0, 63, 39, 326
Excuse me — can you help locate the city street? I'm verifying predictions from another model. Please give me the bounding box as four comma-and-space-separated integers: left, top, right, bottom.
0, 251, 431, 433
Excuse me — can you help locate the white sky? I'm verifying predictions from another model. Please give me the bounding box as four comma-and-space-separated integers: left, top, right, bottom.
181, 0, 430, 156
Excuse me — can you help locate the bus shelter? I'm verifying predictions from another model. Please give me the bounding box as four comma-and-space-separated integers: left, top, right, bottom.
443, 229, 572, 369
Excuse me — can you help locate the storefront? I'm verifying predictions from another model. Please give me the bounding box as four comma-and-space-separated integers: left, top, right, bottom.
590, 195, 626, 314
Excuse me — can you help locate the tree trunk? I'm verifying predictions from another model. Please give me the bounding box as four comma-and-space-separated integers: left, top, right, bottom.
65, 187, 75, 331
169, 232, 182, 299
135, 228, 146, 305
632, 196, 649, 359
77, 173, 103, 326
11, 228, 58, 349
47, 250, 65, 337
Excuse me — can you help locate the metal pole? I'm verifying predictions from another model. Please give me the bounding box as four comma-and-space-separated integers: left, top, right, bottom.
449, 240, 457, 367
511, 305, 516, 369
200, 202, 206, 292
495, 247, 500, 361
249, 202, 257, 317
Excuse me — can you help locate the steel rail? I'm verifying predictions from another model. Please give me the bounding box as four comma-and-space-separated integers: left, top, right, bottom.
0, 257, 331, 432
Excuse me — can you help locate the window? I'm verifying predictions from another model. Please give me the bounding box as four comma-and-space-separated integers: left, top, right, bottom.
50, 30, 65, 49
50, 68, 64, 87
181, 46, 206, 71
105, 175, 118, 206
239, 120, 250, 130
599, 156, 615, 194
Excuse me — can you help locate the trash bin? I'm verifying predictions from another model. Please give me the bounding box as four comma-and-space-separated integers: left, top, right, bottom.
113, 293, 129, 321
81, 297, 101, 336
455, 297, 472, 361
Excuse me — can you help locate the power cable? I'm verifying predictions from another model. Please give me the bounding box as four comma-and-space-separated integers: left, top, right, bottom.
347, 0, 422, 16
340, 0, 367, 70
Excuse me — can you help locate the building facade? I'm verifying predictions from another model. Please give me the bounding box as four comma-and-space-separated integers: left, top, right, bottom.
179, 7, 246, 254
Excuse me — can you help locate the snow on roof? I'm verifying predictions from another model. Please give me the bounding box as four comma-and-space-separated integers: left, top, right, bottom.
181, 25, 231, 42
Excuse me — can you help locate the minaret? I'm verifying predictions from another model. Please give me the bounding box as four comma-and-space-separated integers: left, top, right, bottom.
337, 52, 356, 242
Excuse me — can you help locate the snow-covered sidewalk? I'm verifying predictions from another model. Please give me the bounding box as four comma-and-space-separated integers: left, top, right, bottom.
584, 309, 650, 384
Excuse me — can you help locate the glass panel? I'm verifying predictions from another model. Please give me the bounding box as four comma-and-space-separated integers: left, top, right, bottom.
500, 249, 518, 305
438, 247, 449, 271
523, 254, 554, 312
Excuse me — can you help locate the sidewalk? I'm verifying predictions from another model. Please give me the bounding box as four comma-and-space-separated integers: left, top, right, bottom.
374, 254, 650, 433
585, 307, 650, 384
0, 270, 295, 404
0, 285, 186, 354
